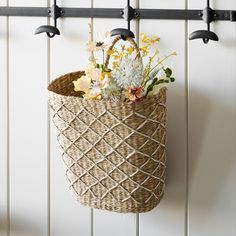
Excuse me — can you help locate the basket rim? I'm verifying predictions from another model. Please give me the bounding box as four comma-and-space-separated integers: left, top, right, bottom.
48, 70, 167, 106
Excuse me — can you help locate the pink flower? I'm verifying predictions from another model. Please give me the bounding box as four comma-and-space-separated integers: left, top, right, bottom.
126, 86, 144, 102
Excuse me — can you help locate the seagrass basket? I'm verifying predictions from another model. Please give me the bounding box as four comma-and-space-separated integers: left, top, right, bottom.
48, 36, 168, 213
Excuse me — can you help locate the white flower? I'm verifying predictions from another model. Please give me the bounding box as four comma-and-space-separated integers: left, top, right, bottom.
100, 73, 110, 89
87, 31, 111, 52
90, 81, 102, 95
102, 81, 122, 102
111, 57, 143, 89
96, 31, 111, 45
73, 75, 91, 93
83, 81, 102, 100
86, 66, 102, 81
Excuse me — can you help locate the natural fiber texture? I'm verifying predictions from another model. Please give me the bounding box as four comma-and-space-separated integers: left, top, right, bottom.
104, 36, 141, 68
48, 71, 167, 213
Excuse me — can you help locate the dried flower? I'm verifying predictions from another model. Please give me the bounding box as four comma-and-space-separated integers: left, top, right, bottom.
126, 86, 144, 102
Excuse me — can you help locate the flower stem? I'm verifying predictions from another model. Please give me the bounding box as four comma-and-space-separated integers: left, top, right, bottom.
148, 52, 175, 75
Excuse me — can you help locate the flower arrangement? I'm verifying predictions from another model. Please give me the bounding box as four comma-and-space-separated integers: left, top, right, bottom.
73, 25, 176, 102
48, 26, 173, 214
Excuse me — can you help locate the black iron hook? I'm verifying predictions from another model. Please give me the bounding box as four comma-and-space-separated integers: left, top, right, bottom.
110, 0, 137, 40
35, 0, 61, 38
189, 0, 219, 44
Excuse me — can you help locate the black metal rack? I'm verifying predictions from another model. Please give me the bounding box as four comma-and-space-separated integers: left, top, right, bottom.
0, 6, 235, 21
0, 0, 236, 43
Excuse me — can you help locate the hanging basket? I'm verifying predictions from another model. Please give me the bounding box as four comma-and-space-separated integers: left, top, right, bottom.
48, 36, 168, 213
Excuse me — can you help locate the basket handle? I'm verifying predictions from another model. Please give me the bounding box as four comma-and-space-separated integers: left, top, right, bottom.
104, 36, 141, 69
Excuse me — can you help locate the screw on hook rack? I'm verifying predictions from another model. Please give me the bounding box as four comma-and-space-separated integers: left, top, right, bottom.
111, 0, 136, 40
35, 0, 61, 38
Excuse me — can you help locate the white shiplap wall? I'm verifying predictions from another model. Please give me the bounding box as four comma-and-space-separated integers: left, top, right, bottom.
0, 1, 8, 236
50, 1, 91, 235
0, 0, 236, 236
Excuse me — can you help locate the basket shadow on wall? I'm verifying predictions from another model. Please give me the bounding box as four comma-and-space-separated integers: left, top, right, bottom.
0, 214, 43, 236
165, 83, 236, 210
141, 83, 235, 234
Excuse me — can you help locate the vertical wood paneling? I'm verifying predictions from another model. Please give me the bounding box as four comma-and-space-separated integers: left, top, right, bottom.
0, 1, 8, 236
50, 1, 91, 236
92, 1, 137, 236
139, 1, 188, 236
8, 1, 48, 236
0, 1, 236, 236
188, 1, 236, 236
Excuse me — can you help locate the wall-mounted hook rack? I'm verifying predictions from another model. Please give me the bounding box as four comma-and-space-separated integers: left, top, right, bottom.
35, 0, 61, 38
1, 7, 236, 21
189, 0, 219, 43
0, 2, 235, 42
111, 0, 136, 41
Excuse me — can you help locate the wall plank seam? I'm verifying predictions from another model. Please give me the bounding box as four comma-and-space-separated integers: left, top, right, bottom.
47, 21, 51, 236
91, 1, 94, 236
6, 0, 10, 234
3, 1, 235, 236
47, 2, 51, 236
136, 214, 139, 236
91, 208, 94, 236
185, 1, 189, 236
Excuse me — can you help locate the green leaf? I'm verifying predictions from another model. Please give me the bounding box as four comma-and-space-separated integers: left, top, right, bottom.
146, 77, 158, 95
164, 67, 172, 77
170, 77, 175, 82
149, 67, 161, 81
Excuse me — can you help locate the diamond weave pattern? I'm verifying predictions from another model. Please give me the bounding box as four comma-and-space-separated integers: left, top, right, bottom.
48, 73, 167, 213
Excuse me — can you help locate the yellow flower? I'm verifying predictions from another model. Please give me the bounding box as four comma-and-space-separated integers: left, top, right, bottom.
141, 33, 160, 45
101, 71, 110, 80
113, 54, 121, 60
139, 46, 149, 57
106, 49, 115, 55
141, 33, 149, 43
73, 75, 91, 93
126, 46, 135, 55
112, 61, 119, 68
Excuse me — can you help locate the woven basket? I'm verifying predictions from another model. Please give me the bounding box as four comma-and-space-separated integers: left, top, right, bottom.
48, 36, 168, 213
